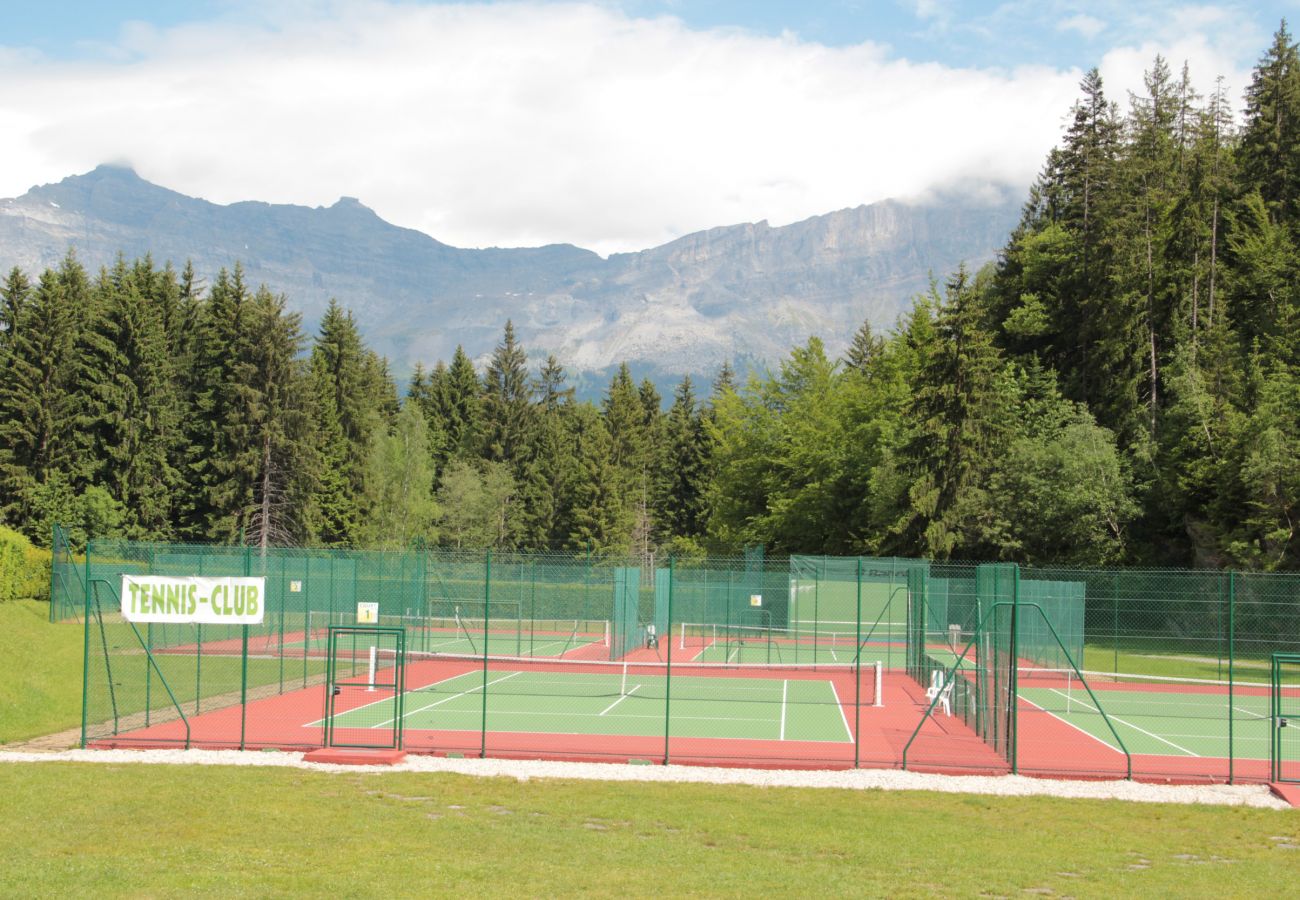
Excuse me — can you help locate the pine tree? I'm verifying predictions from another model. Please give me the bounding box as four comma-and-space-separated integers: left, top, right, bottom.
0, 263, 81, 535
514, 355, 576, 548
1239, 21, 1300, 224
884, 268, 1015, 558
658, 376, 708, 541
444, 345, 484, 459
481, 320, 535, 469
307, 300, 381, 545
844, 319, 884, 373
79, 256, 181, 538
0, 267, 31, 356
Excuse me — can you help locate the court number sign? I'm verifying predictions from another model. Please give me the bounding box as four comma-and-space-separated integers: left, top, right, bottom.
121, 575, 266, 625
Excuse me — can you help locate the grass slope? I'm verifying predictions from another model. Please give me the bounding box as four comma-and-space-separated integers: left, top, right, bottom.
0, 601, 84, 743
0, 763, 1296, 897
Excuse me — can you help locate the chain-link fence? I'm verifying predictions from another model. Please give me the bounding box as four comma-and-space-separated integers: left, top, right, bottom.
54, 535, 1300, 781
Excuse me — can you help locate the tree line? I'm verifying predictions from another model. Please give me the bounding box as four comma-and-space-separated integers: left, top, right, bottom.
3, 24, 1300, 569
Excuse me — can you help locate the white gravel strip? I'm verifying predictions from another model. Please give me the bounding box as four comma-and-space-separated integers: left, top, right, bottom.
0, 748, 1289, 809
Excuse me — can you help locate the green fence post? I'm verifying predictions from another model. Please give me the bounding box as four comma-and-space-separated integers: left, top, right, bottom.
195, 623, 203, 715
1228, 570, 1236, 784
1112, 573, 1119, 675
1009, 565, 1020, 775
239, 625, 250, 750
145, 622, 153, 727
664, 556, 675, 765
481, 549, 491, 759
242, 542, 251, 749
79, 540, 92, 748
854, 556, 862, 768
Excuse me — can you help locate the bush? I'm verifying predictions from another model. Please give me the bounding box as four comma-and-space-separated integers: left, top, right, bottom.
0, 527, 51, 603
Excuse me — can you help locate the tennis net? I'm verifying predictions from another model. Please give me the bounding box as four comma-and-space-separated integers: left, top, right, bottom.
678, 621, 901, 664
371, 648, 884, 709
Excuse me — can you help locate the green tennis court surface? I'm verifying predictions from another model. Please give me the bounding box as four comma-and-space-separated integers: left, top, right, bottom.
324, 668, 856, 743
920, 645, 1274, 761
1018, 682, 1273, 759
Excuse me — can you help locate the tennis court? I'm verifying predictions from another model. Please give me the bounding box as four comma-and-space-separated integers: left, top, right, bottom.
323, 657, 861, 744
915, 644, 1289, 779
1017, 671, 1276, 766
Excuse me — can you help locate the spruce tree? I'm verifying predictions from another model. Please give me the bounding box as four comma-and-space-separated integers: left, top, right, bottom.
481, 320, 535, 469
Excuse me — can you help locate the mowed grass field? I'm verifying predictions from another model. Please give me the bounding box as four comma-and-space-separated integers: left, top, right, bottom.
2, 601, 1298, 897
2, 763, 1299, 897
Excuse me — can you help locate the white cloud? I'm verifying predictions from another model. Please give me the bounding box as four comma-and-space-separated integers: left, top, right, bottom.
0, 2, 1263, 255
1058, 14, 1106, 40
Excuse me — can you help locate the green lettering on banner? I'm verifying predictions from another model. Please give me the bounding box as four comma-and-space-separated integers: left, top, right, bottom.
151, 584, 166, 615
246, 584, 259, 617
233, 585, 246, 616
186, 584, 198, 616
166, 584, 180, 615
127, 581, 141, 614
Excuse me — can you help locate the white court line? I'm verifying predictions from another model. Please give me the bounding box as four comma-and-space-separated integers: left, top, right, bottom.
305, 668, 479, 727
1018, 695, 1123, 755
1044, 688, 1201, 757
383, 671, 523, 726
780, 680, 788, 741
600, 684, 639, 716
829, 682, 854, 743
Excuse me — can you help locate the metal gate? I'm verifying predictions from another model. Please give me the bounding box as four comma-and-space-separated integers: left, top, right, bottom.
1272, 653, 1300, 783
324, 626, 406, 750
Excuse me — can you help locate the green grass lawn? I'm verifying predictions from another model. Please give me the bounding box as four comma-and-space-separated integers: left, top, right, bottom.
0, 763, 1296, 897
0, 601, 85, 743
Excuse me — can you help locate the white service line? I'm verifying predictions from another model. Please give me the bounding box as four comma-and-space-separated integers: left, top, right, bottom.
829, 681, 854, 743
385, 671, 524, 726
600, 684, 640, 716
1044, 688, 1201, 757
780, 680, 788, 741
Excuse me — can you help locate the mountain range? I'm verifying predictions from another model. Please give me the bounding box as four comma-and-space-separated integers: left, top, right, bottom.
0, 165, 1021, 386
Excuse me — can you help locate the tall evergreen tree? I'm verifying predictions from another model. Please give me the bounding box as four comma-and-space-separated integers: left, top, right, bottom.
481, 320, 535, 469
0, 262, 82, 535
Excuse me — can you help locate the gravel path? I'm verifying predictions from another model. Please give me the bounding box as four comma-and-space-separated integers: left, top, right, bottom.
0, 748, 1288, 809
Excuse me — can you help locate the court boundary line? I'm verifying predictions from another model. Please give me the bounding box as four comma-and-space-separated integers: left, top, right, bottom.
780, 680, 788, 741
377, 671, 524, 727
304, 667, 480, 728
829, 681, 854, 743
1043, 687, 1201, 757
599, 684, 639, 716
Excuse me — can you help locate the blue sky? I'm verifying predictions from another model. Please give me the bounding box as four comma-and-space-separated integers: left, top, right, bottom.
8, 1, 1295, 67
1, 2, 1296, 252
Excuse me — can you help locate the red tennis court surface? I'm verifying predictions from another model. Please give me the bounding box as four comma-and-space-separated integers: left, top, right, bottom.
85, 655, 1281, 784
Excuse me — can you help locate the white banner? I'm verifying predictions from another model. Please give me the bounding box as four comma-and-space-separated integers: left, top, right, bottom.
121, 575, 266, 624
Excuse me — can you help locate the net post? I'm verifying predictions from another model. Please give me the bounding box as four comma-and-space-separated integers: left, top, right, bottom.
367, 644, 377, 691
874, 660, 883, 707
663, 555, 675, 765
480, 548, 491, 759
